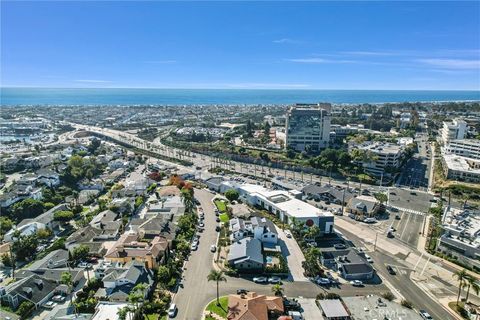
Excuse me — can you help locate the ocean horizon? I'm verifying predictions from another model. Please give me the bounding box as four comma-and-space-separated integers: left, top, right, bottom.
1, 87, 480, 106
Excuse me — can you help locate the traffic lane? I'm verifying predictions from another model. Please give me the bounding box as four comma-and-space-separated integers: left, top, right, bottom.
371, 251, 455, 320
276, 228, 309, 282
338, 225, 455, 320
173, 189, 217, 320
391, 212, 424, 248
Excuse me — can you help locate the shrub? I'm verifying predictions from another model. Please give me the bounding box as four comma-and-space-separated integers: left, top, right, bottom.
381, 292, 395, 301
401, 300, 413, 309
53, 210, 74, 221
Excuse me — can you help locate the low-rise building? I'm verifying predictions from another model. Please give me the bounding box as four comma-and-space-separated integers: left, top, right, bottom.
228, 217, 278, 245
227, 238, 264, 271
442, 154, 480, 183
0, 274, 57, 309
104, 230, 169, 269
444, 139, 480, 160
318, 299, 350, 320
438, 206, 480, 267
235, 183, 334, 235
346, 195, 381, 219
227, 291, 284, 320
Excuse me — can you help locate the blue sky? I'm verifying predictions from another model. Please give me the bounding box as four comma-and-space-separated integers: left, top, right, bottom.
1, 1, 479, 90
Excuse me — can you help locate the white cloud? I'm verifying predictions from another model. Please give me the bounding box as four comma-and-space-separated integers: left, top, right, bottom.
273, 38, 301, 44
75, 79, 111, 83
417, 58, 480, 70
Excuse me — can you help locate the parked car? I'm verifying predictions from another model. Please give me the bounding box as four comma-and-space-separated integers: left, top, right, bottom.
386, 265, 396, 275
268, 276, 282, 284
364, 254, 373, 263
215, 225, 221, 232
198, 222, 205, 228
44, 301, 57, 309
334, 243, 346, 249
191, 243, 198, 251
283, 298, 301, 311
350, 280, 363, 286
216, 217, 221, 223
52, 295, 66, 302
316, 277, 331, 285
168, 303, 177, 318
285, 230, 292, 238
363, 217, 377, 224
210, 245, 216, 252
236, 289, 248, 295
419, 310, 433, 320
253, 276, 268, 283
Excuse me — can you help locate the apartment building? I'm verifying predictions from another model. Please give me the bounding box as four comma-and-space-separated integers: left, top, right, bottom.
441, 118, 467, 144
349, 141, 404, 176
285, 104, 331, 152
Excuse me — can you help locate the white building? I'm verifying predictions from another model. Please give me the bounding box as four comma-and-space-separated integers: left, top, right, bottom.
235, 183, 334, 235
442, 154, 480, 183
444, 139, 480, 160
349, 141, 405, 176
441, 118, 467, 144
438, 206, 480, 266
285, 104, 331, 152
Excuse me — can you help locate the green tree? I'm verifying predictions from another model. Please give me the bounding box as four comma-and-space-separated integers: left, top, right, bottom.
225, 189, 239, 202
305, 225, 320, 241
271, 284, 284, 296
1, 253, 12, 267
374, 192, 388, 205
12, 234, 38, 262
464, 275, 480, 304
453, 269, 468, 305
61, 271, 77, 316
181, 187, 195, 213
157, 265, 171, 288
207, 270, 227, 306
12, 198, 44, 220
71, 244, 90, 264
0, 217, 13, 235
16, 301, 34, 319
128, 283, 148, 316
36, 228, 52, 239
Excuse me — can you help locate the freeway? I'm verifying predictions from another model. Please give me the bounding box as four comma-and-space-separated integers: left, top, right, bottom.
73, 124, 437, 202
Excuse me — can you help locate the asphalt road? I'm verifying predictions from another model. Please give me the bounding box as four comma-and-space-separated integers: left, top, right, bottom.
396, 132, 431, 191
336, 224, 455, 320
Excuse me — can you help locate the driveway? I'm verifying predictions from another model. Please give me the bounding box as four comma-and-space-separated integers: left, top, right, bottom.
296, 298, 324, 320
277, 228, 309, 282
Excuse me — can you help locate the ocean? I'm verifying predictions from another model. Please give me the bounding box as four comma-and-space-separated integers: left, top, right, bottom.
1, 88, 479, 106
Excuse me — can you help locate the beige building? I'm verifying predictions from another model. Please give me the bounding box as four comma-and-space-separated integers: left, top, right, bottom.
227, 291, 284, 320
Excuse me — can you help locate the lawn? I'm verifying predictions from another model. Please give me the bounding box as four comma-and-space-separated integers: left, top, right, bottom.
206, 296, 229, 318
219, 213, 229, 223
214, 200, 227, 213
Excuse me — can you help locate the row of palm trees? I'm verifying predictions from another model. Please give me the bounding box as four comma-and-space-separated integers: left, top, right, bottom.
453, 269, 479, 306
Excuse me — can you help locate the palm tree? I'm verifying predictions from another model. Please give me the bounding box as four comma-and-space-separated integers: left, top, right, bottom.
453, 269, 468, 305
181, 188, 194, 213
128, 283, 148, 316
207, 270, 227, 306
60, 271, 77, 316
465, 275, 480, 303
271, 284, 284, 296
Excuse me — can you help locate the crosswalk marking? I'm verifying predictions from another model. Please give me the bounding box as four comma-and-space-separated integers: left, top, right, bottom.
389, 205, 425, 216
